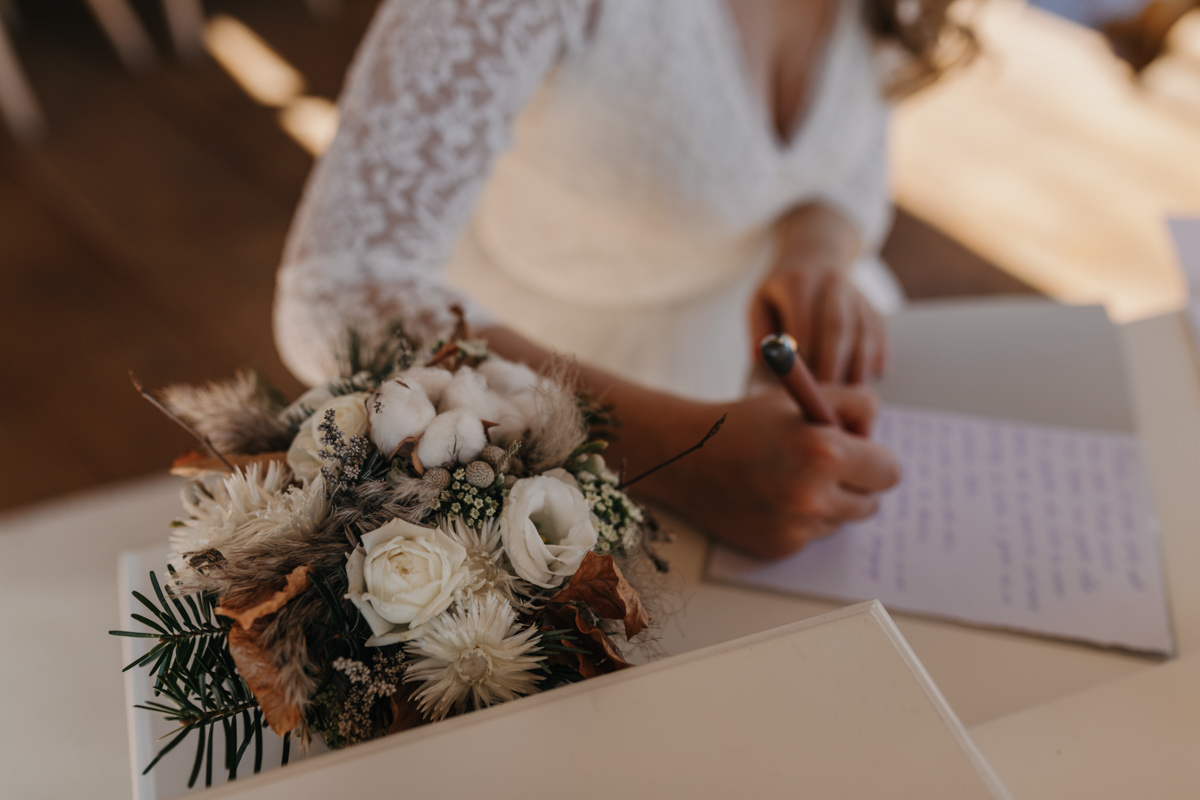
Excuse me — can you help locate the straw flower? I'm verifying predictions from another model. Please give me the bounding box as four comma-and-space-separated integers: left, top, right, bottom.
404, 593, 543, 721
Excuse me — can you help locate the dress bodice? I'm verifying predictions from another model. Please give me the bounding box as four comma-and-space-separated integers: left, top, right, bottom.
276, 0, 893, 392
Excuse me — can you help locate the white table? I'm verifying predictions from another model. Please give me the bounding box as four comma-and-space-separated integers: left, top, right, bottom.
3, 310, 1198, 798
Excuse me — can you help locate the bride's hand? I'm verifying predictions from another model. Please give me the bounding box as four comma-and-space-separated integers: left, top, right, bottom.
646, 384, 901, 559
750, 201, 889, 384
750, 265, 888, 385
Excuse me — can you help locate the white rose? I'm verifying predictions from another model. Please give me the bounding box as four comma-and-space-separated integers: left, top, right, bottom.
500, 469, 598, 588
416, 409, 487, 468
345, 518, 471, 646
369, 378, 437, 455
286, 393, 370, 482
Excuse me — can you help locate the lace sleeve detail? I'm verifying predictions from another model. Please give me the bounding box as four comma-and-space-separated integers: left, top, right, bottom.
275, 0, 595, 385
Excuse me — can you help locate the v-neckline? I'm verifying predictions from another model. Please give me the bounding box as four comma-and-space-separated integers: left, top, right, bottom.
711, 0, 844, 155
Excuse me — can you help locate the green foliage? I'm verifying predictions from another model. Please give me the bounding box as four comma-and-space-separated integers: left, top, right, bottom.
110, 570, 266, 787
111, 566, 370, 786
339, 323, 419, 386
530, 629, 590, 690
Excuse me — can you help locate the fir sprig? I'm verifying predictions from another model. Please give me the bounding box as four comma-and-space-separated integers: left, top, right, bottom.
110, 570, 271, 787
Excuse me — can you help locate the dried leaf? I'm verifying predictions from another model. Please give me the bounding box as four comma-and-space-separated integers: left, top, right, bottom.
388, 685, 428, 734
216, 565, 312, 630
549, 552, 651, 638
542, 603, 633, 678
170, 449, 288, 476
228, 626, 302, 736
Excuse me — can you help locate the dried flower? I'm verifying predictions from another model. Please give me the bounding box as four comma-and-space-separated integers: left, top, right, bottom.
441, 517, 528, 607
287, 393, 370, 482
404, 593, 543, 721
369, 378, 436, 455
416, 409, 487, 469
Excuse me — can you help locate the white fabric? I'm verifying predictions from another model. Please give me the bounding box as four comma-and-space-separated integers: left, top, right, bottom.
276, 0, 898, 400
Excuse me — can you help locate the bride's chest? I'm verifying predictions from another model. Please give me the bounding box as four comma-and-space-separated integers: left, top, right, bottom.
515, 0, 881, 224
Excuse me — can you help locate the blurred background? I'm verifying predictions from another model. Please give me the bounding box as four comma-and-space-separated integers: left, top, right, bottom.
0, 0, 1198, 512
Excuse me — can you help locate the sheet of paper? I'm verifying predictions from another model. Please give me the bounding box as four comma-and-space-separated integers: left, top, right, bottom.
708, 404, 1174, 654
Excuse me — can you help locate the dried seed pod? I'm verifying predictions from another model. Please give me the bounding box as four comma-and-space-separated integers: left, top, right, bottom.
423, 466, 452, 489
503, 474, 518, 489
464, 460, 496, 488
480, 444, 506, 467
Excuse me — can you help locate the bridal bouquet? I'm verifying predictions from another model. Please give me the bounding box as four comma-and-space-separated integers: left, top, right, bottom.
112, 319, 672, 787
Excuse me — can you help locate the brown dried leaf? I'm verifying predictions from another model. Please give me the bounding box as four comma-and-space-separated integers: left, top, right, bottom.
216, 565, 312, 631
170, 450, 288, 476
542, 603, 633, 678
549, 552, 651, 638
228, 626, 302, 736
388, 685, 429, 734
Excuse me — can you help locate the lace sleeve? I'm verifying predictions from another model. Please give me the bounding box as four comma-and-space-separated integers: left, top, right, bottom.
275, 0, 595, 386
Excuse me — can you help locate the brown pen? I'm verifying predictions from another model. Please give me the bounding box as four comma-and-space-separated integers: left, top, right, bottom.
760, 333, 841, 427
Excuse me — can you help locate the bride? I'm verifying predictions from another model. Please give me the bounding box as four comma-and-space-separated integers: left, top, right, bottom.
274, 0, 973, 558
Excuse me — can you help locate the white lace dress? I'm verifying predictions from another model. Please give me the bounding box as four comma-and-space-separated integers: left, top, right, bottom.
276, 0, 898, 400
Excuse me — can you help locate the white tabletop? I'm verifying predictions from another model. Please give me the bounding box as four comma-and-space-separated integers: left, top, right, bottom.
2, 309, 1197, 798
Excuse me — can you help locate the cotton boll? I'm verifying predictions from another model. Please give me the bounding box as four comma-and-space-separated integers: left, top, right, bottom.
476, 358, 539, 397
370, 379, 437, 455
399, 366, 454, 406
486, 396, 530, 447
438, 367, 503, 419
417, 409, 488, 468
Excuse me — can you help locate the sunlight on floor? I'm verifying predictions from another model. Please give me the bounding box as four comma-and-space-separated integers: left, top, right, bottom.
893, 0, 1200, 321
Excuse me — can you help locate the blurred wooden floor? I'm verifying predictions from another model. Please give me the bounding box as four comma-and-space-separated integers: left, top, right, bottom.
0, 0, 1037, 513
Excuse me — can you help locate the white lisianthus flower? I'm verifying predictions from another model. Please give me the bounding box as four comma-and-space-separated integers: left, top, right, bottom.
416, 409, 487, 469
286, 392, 369, 482
500, 469, 598, 589
369, 378, 437, 455
404, 593, 544, 721
346, 518, 472, 646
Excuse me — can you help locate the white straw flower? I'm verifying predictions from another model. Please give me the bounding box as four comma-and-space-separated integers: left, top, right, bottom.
440, 517, 529, 608
404, 593, 544, 721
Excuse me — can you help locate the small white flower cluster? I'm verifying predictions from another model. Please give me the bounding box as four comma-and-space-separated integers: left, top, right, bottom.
573, 457, 645, 555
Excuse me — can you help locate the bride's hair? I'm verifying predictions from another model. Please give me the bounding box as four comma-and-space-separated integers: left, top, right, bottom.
866, 0, 979, 97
